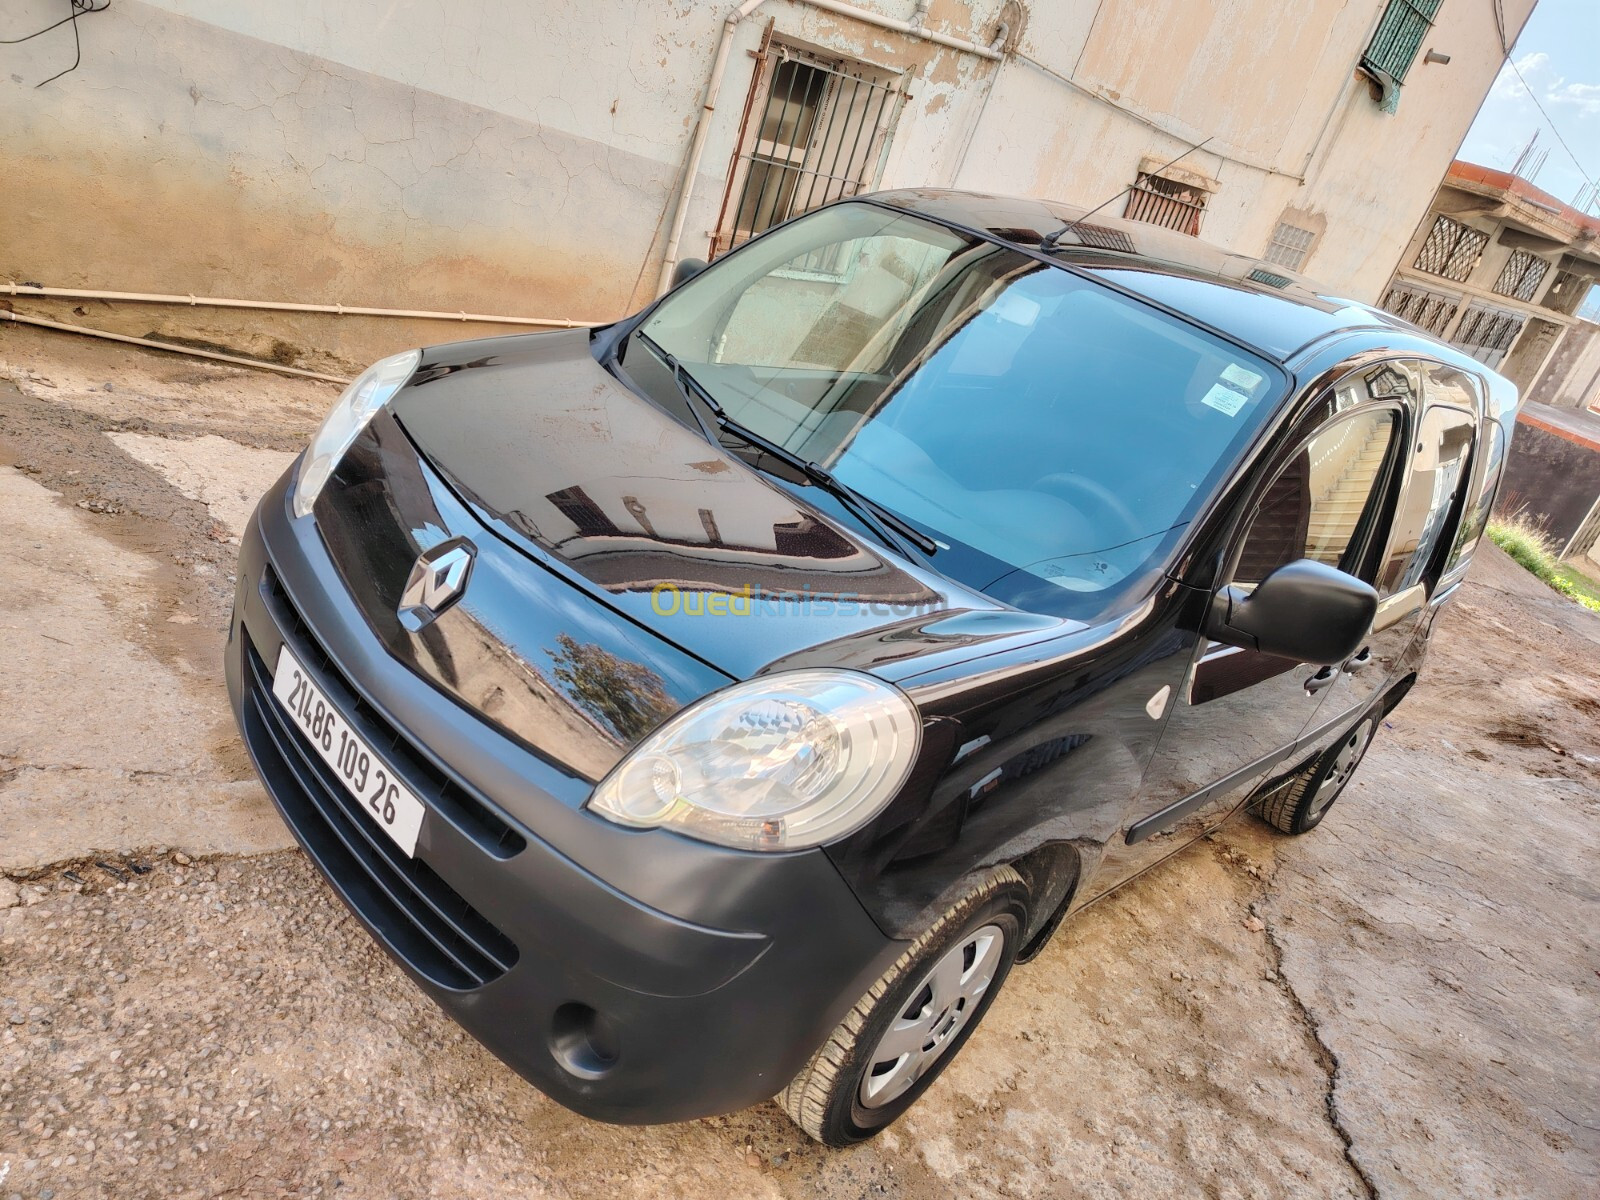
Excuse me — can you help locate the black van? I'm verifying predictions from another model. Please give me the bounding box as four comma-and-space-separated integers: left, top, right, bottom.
227, 190, 1513, 1146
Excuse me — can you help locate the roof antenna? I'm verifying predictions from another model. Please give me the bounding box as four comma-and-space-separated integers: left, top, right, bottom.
1040, 136, 1214, 251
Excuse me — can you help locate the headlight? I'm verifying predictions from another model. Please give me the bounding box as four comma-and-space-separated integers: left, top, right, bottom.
292, 349, 421, 518
587, 669, 922, 851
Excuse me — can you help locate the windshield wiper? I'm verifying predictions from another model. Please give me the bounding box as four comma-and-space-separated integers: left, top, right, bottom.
635, 330, 726, 444
634, 332, 938, 558
794, 458, 940, 558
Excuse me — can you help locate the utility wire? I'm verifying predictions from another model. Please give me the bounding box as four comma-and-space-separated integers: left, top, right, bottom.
1489, 0, 1597, 200
0, 0, 110, 88
1040, 137, 1214, 250
1503, 54, 1598, 194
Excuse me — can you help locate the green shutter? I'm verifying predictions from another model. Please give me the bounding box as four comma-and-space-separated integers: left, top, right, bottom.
1362, 0, 1443, 83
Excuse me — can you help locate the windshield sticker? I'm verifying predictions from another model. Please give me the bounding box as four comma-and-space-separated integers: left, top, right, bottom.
1200, 382, 1249, 417
987, 290, 1042, 327
1220, 363, 1264, 393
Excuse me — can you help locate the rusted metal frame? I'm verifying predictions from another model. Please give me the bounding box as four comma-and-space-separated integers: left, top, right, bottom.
791, 60, 857, 228
709, 19, 777, 259
742, 46, 807, 248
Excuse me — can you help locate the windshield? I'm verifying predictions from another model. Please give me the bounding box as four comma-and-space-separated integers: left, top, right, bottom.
631, 202, 1286, 617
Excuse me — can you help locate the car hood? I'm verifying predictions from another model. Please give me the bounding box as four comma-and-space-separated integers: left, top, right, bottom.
389, 330, 1071, 680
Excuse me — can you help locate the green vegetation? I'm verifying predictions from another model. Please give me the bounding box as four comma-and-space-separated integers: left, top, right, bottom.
1487, 516, 1600, 614
1554, 561, 1600, 609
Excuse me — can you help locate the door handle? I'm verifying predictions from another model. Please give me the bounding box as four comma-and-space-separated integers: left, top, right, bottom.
1344, 647, 1372, 674
1304, 666, 1337, 695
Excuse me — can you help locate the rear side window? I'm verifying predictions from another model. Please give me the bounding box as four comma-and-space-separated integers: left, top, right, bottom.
1234, 408, 1399, 586
1377, 405, 1476, 594
1443, 421, 1504, 583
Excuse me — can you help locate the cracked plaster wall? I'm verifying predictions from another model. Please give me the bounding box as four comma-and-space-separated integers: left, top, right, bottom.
0, 0, 1531, 368
0, 0, 999, 369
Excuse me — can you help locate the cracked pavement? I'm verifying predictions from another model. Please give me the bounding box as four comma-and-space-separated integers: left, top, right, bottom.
1, 326, 1596, 1198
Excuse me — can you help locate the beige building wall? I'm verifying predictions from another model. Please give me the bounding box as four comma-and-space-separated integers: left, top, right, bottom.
962, 0, 1535, 300
0, 0, 1534, 372
1528, 322, 1600, 412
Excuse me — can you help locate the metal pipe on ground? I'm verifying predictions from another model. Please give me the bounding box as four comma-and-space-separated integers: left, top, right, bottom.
1, 282, 598, 328
1, 309, 353, 384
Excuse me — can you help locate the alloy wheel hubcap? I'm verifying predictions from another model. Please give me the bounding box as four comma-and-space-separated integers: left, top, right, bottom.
1309, 721, 1372, 819
858, 924, 1005, 1109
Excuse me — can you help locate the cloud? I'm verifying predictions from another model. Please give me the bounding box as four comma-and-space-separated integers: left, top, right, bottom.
1489, 50, 1600, 119
1491, 50, 1550, 100
1547, 80, 1600, 116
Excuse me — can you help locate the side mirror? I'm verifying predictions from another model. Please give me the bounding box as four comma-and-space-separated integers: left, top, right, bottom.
1207, 559, 1377, 665
671, 257, 709, 289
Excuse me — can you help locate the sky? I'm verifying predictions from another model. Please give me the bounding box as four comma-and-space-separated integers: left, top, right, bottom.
1456, 0, 1600, 211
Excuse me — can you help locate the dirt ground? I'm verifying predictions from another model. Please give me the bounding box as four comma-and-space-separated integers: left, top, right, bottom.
1, 324, 1596, 1200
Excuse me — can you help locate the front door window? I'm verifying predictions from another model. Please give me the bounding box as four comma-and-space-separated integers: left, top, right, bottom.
1234, 407, 1399, 589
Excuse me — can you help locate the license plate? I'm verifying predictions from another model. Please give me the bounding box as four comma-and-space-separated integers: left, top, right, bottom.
271, 644, 426, 856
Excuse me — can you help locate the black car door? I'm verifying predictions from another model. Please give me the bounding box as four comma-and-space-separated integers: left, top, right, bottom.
1090, 369, 1410, 894
1302, 363, 1480, 743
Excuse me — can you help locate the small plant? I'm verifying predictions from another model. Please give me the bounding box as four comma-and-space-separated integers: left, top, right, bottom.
1487, 514, 1600, 614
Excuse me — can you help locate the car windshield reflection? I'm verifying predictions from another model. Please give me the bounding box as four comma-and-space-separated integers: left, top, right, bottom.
633, 202, 1288, 617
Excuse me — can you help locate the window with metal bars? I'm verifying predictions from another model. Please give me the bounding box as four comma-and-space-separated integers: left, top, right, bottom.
713, 45, 905, 258
1492, 249, 1551, 301
1413, 215, 1487, 282
1123, 172, 1207, 236
1449, 301, 1526, 368
1361, 0, 1442, 82
1380, 279, 1461, 336
1262, 221, 1316, 271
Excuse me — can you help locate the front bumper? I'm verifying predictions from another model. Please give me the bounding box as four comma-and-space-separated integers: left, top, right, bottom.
225, 468, 902, 1124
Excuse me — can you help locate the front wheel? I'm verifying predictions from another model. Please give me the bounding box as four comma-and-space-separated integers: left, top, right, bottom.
1259, 715, 1377, 835
779, 866, 1027, 1147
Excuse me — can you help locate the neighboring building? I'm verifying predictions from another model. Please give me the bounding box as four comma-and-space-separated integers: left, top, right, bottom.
1379, 161, 1600, 393
1386, 167, 1600, 562
1, 0, 1536, 369
1525, 317, 1600, 413
1497, 403, 1600, 560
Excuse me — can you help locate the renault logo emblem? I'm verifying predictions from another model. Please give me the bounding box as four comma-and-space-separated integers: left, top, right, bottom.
398, 539, 475, 631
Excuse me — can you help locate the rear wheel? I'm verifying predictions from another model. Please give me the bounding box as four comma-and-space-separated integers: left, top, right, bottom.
779, 866, 1026, 1147
1259, 716, 1377, 835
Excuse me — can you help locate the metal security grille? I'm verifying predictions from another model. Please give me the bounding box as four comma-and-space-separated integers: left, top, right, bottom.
1362, 0, 1442, 81
1248, 268, 1293, 289
1414, 215, 1488, 282
1123, 173, 1207, 236
1262, 222, 1315, 270
1053, 222, 1136, 253
1380, 279, 1462, 336
714, 45, 905, 257
1493, 249, 1551, 301
1450, 301, 1526, 368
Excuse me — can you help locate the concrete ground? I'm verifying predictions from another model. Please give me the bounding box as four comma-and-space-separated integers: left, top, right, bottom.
1, 324, 1595, 1200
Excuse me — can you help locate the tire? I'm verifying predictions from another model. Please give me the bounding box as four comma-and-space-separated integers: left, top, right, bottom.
779, 866, 1027, 1147
1259, 715, 1377, 835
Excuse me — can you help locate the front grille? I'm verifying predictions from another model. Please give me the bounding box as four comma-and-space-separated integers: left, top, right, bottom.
261, 567, 525, 859
244, 643, 519, 989
243, 578, 522, 991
